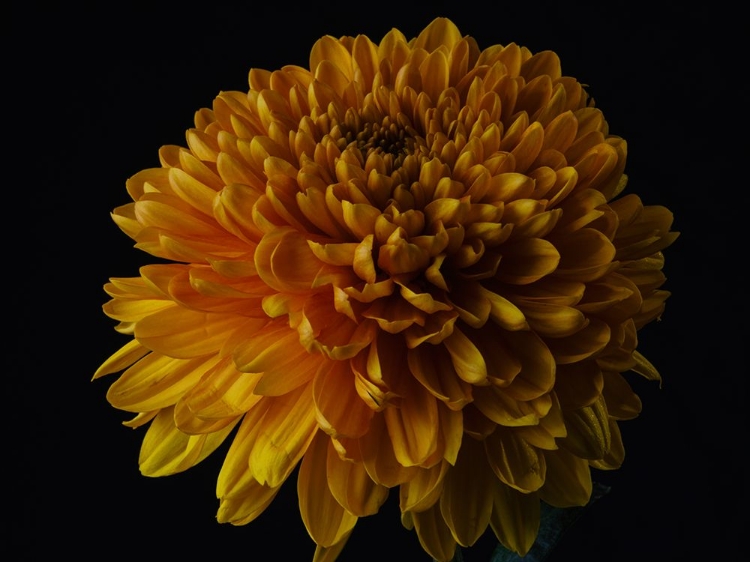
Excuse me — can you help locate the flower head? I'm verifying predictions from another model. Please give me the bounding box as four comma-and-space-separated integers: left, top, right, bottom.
96, 17, 677, 561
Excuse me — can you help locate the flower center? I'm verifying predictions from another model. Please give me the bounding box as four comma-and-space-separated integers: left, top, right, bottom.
352, 116, 420, 164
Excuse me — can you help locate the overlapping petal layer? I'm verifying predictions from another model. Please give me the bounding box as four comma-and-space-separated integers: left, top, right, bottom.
97, 17, 677, 560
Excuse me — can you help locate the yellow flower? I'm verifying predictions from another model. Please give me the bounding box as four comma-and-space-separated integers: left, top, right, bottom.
95, 17, 678, 561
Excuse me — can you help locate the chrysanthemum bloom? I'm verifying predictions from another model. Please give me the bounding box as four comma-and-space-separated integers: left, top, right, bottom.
95, 17, 678, 561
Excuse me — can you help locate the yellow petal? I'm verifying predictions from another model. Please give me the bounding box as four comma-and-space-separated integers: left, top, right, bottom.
538, 447, 592, 507
411, 502, 458, 562
313, 531, 353, 562
560, 395, 611, 460
589, 417, 625, 470
309, 35, 353, 80
419, 48, 450, 104
135, 307, 248, 358
442, 327, 488, 385
496, 237, 560, 284
412, 17, 463, 53
360, 413, 418, 487
216, 401, 272, 497
485, 428, 546, 493
139, 407, 238, 477
298, 431, 358, 547
399, 461, 448, 513
249, 383, 318, 487
216, 480, 280, 525
601, 370, 642, 420
326, 439, 388, 516
107, 354, 219, 412
439, 437, 494, 546
383, 375, 440, 467
93, 339, 149, 380
407, 345, 473, 410
313, 360, 373, 439
489, 484, 540, 556
254, 227, 326, 292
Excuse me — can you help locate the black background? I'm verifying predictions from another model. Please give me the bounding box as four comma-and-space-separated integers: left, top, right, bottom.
11, 2, 745, 560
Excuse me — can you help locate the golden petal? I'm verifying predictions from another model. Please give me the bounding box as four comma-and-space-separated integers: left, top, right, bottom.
442, 327, 488, 385
419, 48, 450, 104
359, 413, 418, 487
351, 34, 379, 91
554, 361, 604, 409
309, 35, 353, 80
326, 438, 388, 516
439, 437, 494, 547
520, 49, 561, 81
495, 237, 560, 284
538, 447, 592, 507
545, 318, 610, 364
107, 353, 220, 412
216, 480, 279, 525
93, 338, 150, 380
501, 330, 556, 400
518, 300, 588, 337
412, 17, 463, 53
312, 532, 354, 562
134, 194, 225, 240
472, 385, 541, 427
314, 59, 351, 97
254, 227, 328, 292
489, 483, 540, 556
601, 370, 642, 420
249, 383, 318, 487
589, 417, 625, 470
139, 407, 237, 477
135, 307, 248, 358
298, 432, 358, 547
400, 461, 448, 513
407, 345, 473, 410
168, 166, 218, 217
559, 395, 611, 460
410, 503, 458, 562
313, 360, 374, 438
216, 401, 272, 497
485, 428, 546, 493
383, 375, 440, 467
179, 356, 263, 420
